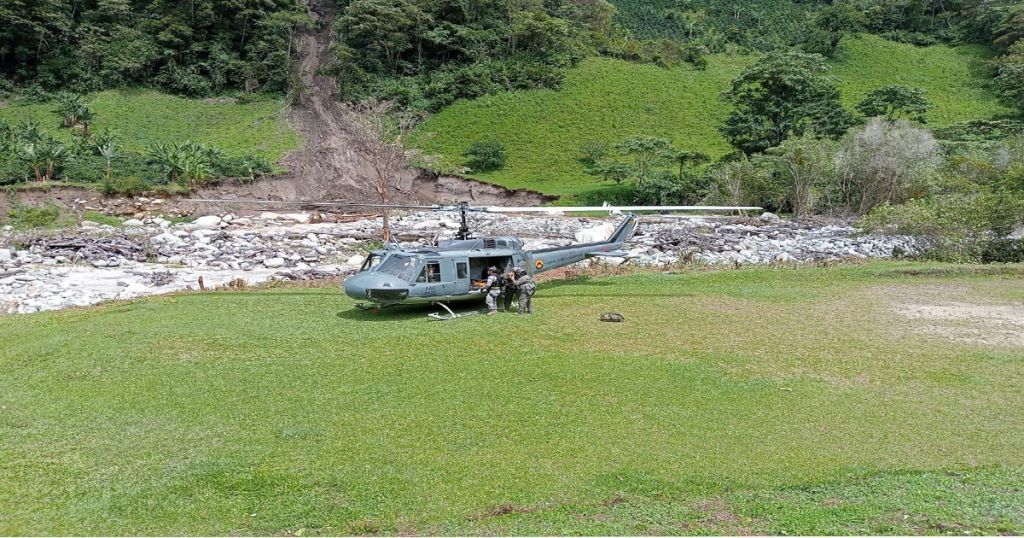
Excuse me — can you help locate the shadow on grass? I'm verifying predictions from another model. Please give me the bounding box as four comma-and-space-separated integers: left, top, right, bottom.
335, 302, 487, 321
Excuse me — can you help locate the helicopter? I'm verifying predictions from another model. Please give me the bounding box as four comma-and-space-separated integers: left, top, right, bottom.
337, 202, 760, 319
188, 199, 760, 319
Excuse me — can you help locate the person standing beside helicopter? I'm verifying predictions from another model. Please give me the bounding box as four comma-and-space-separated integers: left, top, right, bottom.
514, 269, 536, 314
501, 270, 519, 312
484, 266, 502, 315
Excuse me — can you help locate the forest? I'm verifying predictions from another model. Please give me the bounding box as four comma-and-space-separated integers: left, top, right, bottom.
1, 0, 1023, 261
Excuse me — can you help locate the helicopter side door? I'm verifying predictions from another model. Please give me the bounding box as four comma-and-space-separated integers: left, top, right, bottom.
413, 258, 458, 298
453, 257, 471, 295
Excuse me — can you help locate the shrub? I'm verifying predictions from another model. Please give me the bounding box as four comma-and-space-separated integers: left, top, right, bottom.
462, 140, 507, 172
99, 176, 149, 196
213, 155, 273, 182
578, 141, 609, 168
631, 170, 685, 205
837, 118, 943, 213
861, 193, 1024, 262
7, 200, 62, 229
981, 238, 1024, 263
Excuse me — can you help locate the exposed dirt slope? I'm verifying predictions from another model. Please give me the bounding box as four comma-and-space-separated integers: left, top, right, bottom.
192, 0, 548, 210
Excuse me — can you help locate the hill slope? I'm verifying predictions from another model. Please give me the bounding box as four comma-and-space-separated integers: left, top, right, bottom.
411, 35, 1011, 199
0, 91, 299, 162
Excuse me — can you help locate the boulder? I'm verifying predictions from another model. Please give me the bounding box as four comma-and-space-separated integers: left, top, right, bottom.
0, 248, 12, 262
760, 211, 781, 222
575, 222, 615, 243
122, 219, 144, 227
151, 232, 184, 246
346, 254, 366, 267
191, 215, 222, 230
263, 257, 286, 268
279, 212, 312, 224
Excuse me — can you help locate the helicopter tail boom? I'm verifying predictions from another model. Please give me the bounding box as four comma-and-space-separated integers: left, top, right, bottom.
527, 214, 638, 273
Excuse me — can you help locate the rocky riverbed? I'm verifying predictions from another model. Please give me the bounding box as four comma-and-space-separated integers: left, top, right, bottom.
0, 211, 919, 314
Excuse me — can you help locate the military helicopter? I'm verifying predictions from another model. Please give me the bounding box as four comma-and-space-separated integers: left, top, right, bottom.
190, 199, 759, 319
336, 202, 760, 319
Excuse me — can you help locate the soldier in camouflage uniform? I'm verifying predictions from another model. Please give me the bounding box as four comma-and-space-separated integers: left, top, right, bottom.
484, 266, 501, 315
501, 270, 519, 311
513, 269, 536, 314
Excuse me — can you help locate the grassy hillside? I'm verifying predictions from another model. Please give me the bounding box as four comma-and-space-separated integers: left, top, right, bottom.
0, 91, 300, 162
411, 35, 1011, 199
2, 263, 1024, 534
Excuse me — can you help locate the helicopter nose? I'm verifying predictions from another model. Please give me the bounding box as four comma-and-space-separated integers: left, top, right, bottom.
342, 272, 409, 302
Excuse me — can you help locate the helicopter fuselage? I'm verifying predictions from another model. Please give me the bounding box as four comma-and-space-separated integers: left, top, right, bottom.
342, 215, 637, 306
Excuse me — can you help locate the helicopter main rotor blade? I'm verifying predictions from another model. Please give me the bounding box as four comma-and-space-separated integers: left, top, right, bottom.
479, 205, 762, 213
186, 199, 440, 210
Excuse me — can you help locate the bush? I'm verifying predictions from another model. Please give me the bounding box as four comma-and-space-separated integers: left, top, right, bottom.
981, 238, 1024, 263
213, 155, 273, 182
7, 200, 62, 229
632, 171, 685, 205
99, 176, 149, 196
861, 193, 1024, 263
462, 140, 507, 172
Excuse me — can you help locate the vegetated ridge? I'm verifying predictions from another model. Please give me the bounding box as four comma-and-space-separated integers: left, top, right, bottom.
410, 34, 1010, 199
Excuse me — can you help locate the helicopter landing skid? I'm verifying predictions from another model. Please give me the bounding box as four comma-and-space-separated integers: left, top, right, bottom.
428, 302, 479, 321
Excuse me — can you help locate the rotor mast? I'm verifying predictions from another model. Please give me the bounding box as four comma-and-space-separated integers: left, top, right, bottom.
456, 201, 472, 240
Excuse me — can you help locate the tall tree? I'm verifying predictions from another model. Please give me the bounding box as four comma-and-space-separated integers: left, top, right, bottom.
721, 51, 854, 155
856, 85, 934, 123
346, 100, 421, 241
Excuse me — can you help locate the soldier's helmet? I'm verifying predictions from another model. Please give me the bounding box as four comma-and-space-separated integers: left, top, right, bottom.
487, 266, 498, 274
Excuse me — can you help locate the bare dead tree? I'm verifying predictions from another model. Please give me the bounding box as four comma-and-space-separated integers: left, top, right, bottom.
345, 100, 423, 241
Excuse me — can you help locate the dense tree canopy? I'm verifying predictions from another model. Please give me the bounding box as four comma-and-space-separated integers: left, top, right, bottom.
0, 0, 307, 95
856, 85, 934, 123
330, 0, 705, 111
721, 51, 854, 155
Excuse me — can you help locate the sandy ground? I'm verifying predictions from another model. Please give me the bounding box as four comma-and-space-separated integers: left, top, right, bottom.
887, 283, 1024, 348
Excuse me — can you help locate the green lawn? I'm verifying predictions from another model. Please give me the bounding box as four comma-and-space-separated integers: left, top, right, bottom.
2, 262, 1023, 535
0, 90, 300, 162
411, 35, 1011, 200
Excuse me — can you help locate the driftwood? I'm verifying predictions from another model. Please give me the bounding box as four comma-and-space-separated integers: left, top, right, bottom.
31, 236, 147, 262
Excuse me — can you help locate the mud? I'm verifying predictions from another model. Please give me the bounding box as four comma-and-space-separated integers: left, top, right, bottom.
199, 0, 550, 212
0, 0, 550, 219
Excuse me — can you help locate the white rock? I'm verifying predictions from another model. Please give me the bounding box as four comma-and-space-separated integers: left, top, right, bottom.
280, 212, 312, 224
0, 249, 11, 262
191, 215, 222, 230
151, 233, 184, 246
122, 219, 144, 227
760, 212, 781, 222
575, 222, 615, 243
346, 254, 366, 267
263, 257, 286, 268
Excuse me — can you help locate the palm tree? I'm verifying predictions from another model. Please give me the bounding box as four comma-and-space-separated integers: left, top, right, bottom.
76, 105, 96, 136
54, 92, 84, 129
149, 143, 186, 183
21, 143, 46, 182
98, 142, 117, 180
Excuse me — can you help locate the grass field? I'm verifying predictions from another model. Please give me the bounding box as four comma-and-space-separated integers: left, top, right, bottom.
410, 35, 1011, 200
2, 262, 1023, 535
0, 90, 300, 162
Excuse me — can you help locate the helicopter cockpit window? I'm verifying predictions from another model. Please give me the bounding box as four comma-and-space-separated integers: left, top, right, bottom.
360, 253, 382, 272
416, 261, 442, 283
376, 255, 419, 282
